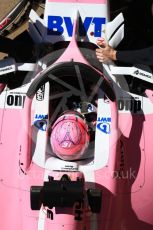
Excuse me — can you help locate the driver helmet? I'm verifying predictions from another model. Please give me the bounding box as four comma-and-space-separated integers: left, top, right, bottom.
50, 111, 90, 161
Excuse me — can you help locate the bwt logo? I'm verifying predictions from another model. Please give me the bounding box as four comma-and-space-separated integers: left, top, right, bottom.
34, 114, 48, 131
48, 16, 106, 37
97, 117, 111, 134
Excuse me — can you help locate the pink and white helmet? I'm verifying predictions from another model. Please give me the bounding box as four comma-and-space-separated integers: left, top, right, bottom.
50, 111, 90, 161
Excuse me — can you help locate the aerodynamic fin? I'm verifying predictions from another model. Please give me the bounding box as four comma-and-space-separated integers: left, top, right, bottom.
110, 66, 153, 84
105, 13, 124, 41
0, 57, 36, 76
105, 13, 124, 48
29, 9, 46, 43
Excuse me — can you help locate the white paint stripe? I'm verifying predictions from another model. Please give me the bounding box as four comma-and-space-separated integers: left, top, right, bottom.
38, 206, 46, 230
17, 63, 36, 71
32, 83, 50, 167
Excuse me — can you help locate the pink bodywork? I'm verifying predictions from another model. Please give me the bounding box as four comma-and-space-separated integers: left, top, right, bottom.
0, 0, 153, 230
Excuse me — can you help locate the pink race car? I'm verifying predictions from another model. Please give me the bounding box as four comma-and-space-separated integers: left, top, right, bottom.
0, 0, 153, 230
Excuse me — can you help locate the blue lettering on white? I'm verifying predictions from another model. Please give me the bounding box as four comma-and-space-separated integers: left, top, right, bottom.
92, 17, 106, 37
97, 117, 111, 122
48, 16, 106, 37
34, 114, 48, 131
48, 16, 64, 35
81, 17, 92, 36
97, 117, 111, 134
64, 17, 73, 36
35, 114, 48, 119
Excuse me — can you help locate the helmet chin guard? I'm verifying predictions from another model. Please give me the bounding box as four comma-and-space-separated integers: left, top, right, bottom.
50, 111, 90, 161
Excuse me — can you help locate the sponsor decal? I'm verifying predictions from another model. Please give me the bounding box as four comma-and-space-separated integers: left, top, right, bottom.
117, 99, 141, 113
61, 165, 78, 171
48, 16, 106, 37
36, 85, 45, 101
34, 114, 48, 131
97, 117, 111, 134
35, 114, 48, 120
133, 69, 152, 79
6, 94, 26, 107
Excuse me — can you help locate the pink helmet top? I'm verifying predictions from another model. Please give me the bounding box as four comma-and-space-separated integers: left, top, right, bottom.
50, 111, 90, 161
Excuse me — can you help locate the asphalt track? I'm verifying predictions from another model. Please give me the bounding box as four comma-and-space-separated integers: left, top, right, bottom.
0, 0, 24, 38
0, 0, 19, 20
0, 0, 44, 60
0, 0, 28, 58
